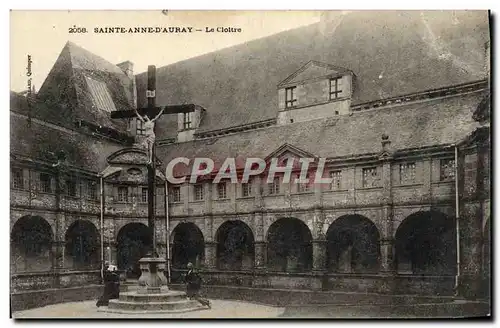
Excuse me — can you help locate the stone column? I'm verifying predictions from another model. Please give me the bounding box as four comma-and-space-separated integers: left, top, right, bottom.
379, 204, 396, 294
253, 211, 266, 270
380, 239, 395, 274
51, 241, 65, 288
312, 239, 327, 272
204, 241, 217, 269
254, 241, 267, 270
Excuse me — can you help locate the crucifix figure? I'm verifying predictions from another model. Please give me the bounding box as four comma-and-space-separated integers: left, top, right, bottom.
135, 107, 165, 164
111, 64, 195, 264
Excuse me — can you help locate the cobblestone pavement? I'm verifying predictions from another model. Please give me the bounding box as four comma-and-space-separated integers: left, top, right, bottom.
13, 300, 284, 319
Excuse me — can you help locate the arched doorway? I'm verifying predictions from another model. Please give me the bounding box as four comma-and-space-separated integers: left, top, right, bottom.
326, 215, 380, 273
11, 216, 53, 272
117, 223, 152, 278
171, 222, 204, 269
215, 220, 255, 270
267, 218, 312, 272
395, 211, 456, 275
65, 220, 100, 270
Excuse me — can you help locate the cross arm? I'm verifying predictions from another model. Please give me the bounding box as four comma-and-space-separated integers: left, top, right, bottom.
110, 104, 196, 119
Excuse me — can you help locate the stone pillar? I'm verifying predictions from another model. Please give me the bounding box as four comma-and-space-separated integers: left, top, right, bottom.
254, 241, 267, 269
51, 241, 65, 288
253, 211, 266, 270
379, 204, 396, 294
380, 239, 395, 274
312, 239, 327, 272
460, 206, 483, 299
458, 148, 484, 299
204, 241, 217, 269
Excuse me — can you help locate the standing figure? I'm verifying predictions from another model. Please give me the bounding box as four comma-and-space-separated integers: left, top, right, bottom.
135, 107, 165, 164
96, 263, 120, 307
184, 262, 211, 309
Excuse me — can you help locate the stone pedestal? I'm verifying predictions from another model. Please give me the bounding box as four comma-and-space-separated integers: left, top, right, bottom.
103, 256, 202, 314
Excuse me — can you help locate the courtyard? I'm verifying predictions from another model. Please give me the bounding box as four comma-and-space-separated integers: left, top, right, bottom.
12, 299, 284, 319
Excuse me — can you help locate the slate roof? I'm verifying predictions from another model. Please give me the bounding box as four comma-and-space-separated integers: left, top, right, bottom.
156, 91, 484, 176
10, 111, 124, 173
135, 10, 489, 137
36, 41, 134, 131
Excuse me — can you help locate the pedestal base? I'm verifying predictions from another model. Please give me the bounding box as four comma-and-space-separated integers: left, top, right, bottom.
102, 256, 204, 314
104, 290, 202, 314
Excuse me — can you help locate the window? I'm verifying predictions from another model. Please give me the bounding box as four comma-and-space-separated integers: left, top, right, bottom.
118, 186, 129, 202
242, 182, 252, 197
183, 112, 193, 130
136, 119, 145, 135
194, 184, 204, 201
400, 163, 416, 184
268, 177, 280, 195
440, 159, 456, 181
297, 174, 311, 193
217, 183, 227, 199
66, 178, 77, 197
87, 180, 97, 200
329, 77, 343, 100
330, 170, 342, 190
285, 87, 297, 108
171, 186, 181, 203
85, 76, 117, 112
39, 173, 52, 193
11, 168, 24, 189
362, 167, 379, 188
141, 187, 148, 203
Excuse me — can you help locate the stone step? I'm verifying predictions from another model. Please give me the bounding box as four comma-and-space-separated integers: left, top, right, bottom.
108, 299, 200, 312
118, 291, 187, 303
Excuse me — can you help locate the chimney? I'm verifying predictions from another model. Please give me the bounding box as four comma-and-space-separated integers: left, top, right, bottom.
117, 61, 134, 79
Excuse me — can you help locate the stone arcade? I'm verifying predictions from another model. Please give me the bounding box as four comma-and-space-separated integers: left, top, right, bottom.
10, 11, 490, 312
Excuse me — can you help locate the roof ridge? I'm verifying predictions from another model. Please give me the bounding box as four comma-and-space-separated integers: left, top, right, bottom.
135, 22, 320, 76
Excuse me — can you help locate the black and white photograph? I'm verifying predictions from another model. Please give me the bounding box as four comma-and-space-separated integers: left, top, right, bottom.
8, 9, 491, 319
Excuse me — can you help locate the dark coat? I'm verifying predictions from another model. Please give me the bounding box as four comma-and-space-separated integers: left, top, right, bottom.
185, 269, 202, 297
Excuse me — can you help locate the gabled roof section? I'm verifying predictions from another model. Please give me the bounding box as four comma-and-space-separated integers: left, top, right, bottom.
36, 41, 134, 132
277, 61, 352, 88
137, 11, 489, 135
10, 111, 124, 173
156, 90, 485, 178
265, 143, 317, 161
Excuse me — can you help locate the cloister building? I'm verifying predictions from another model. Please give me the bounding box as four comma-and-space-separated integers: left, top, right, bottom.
10, 11, 490, 306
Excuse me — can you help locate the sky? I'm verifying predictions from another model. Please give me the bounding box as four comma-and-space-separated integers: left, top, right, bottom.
10, 10, 321, 92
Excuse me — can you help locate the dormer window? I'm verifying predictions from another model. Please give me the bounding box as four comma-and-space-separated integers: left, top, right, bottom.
285, 87, 297, 108
329, 77, 343, 100
183, 112, 193, 130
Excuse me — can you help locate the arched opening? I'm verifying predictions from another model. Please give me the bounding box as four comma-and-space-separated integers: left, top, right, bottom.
326, 215, 381, 273
171, 222, 204, 269
215, 220, 255, 271
117, 223, 152, 278
65, 220, 100, 270
267, 218, 312, 272
395, 211, 456, 275
11, 216, 53, 273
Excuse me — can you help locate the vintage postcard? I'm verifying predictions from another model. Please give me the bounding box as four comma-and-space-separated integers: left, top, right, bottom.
9, 10, 491, 319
